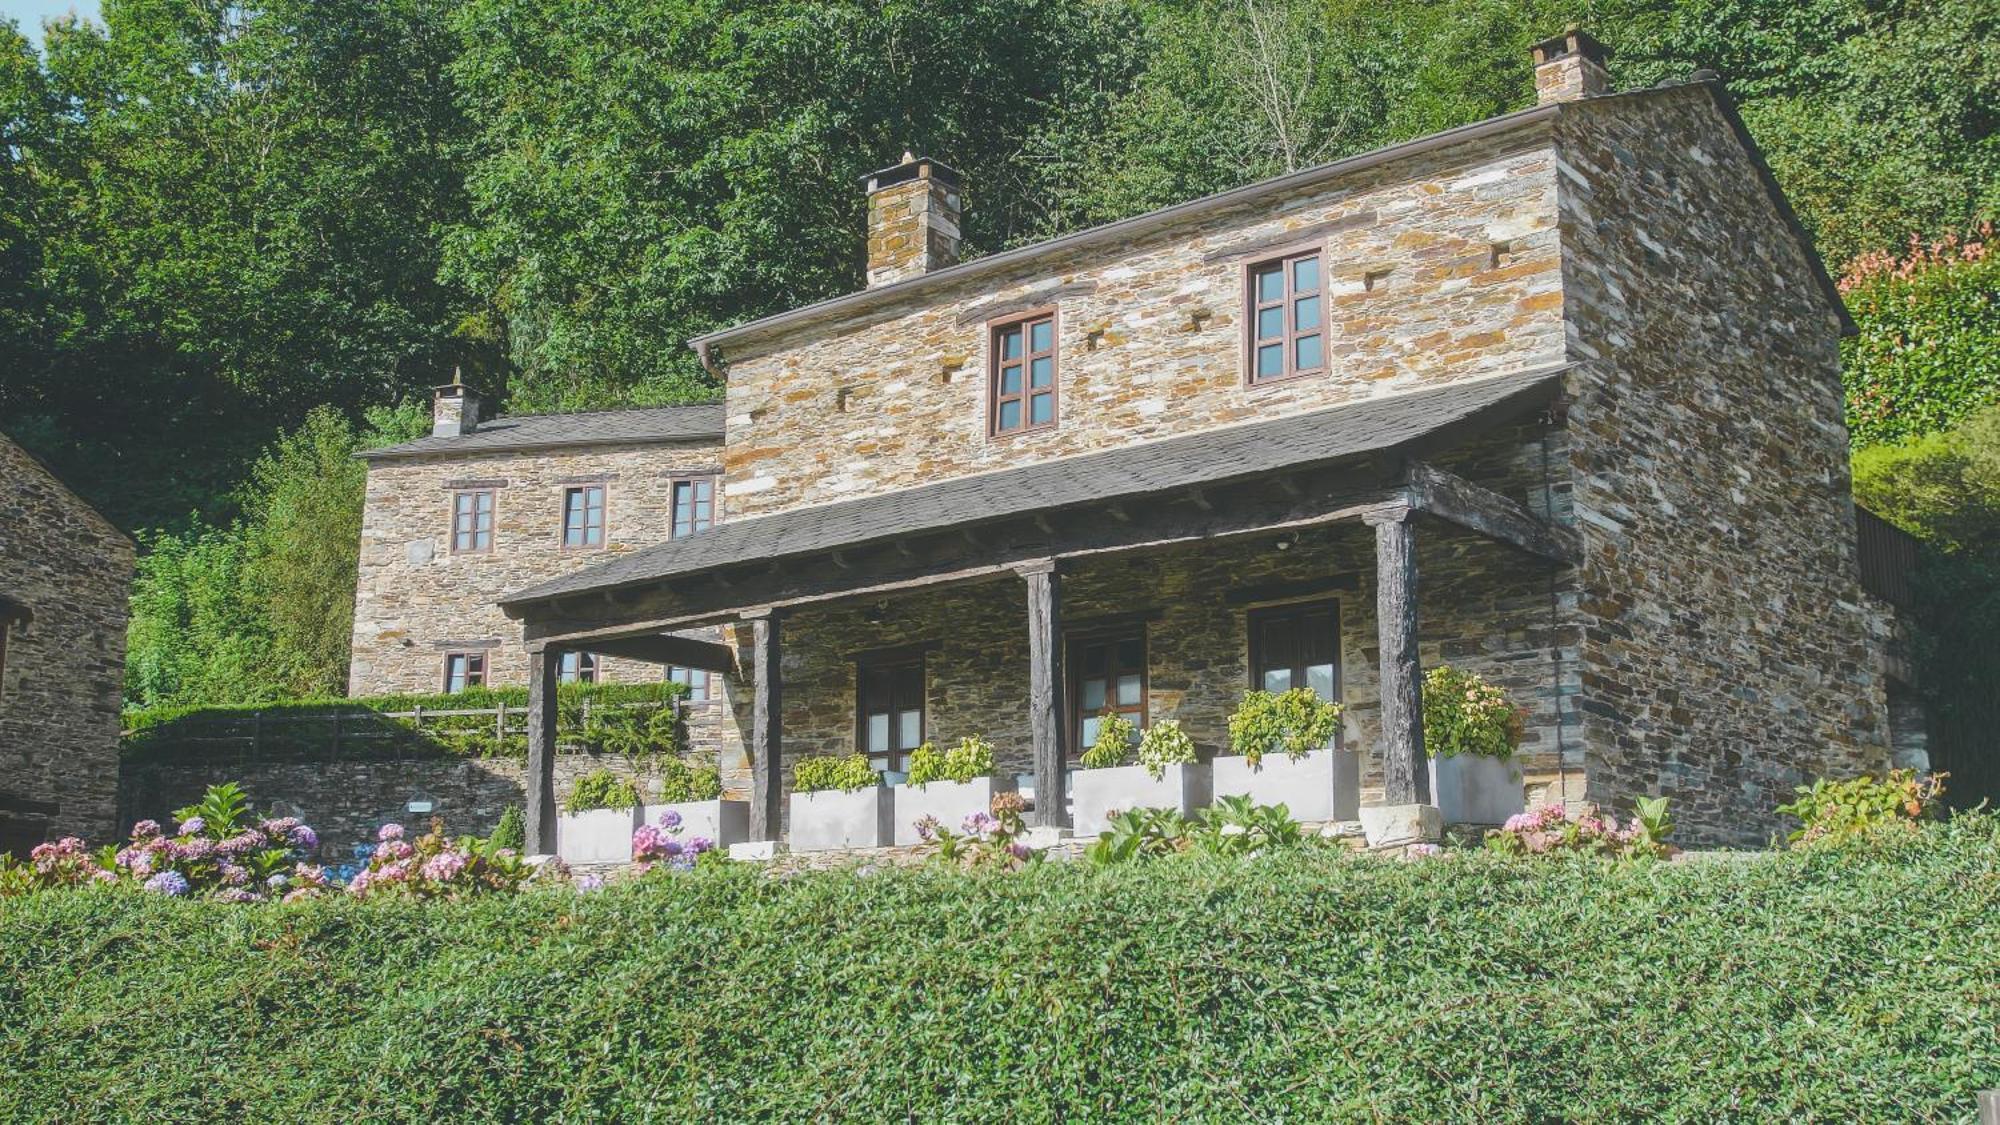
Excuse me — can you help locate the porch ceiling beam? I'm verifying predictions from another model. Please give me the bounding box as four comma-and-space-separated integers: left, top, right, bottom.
1404, 461, 1579, 565
567, 633, 737, 672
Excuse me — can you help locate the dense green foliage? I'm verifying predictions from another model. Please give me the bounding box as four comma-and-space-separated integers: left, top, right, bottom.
563, 769, 642, 813
1421, 664, 1526, 760
904, 736, 996, 786
0, 815, 1993, 1118
792, 752, 879, 793
1841, 228, 2000, 446
1777, 768, 1947, 843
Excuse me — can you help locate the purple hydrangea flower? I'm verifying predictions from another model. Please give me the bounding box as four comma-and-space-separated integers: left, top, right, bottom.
377, 823, 405, 842
656, 809, 683, 831
130, 819, 161, 839
288, 825, 319, 851
575, 873, 605, 892
143, 871, 190, 897
177, 817, 206, 837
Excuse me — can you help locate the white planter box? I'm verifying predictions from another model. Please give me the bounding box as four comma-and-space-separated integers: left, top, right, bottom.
556, 807, 641, 866
893, 777, 997, 846
789, 786, 895, 852
1211, 748, 1361, 824
1429, 753, 1525, 825
640, 799, 750, 848
1069, 763, 1211, 838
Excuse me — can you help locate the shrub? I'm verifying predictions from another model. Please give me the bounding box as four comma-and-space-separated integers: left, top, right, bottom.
1422, 665, 1524, 760
347, 820, 531, 900
905, 736, 995, 786
654, 756, 723, 803
0, 816, 1995, 1117
1226, 689, 1342, 767
1077, 711, 1137, 769
565, 769, 641, 813
1485, 800, 1673, 860
1085, 797, 1304, 865
630, 808, 719, 871
1135, 719, 1196, 780
1841, 226, 2000, 447
1777, 770, 1947, 844
793, 753, 877, 794
489, 806, 526, 851
916, 792, 1037, 870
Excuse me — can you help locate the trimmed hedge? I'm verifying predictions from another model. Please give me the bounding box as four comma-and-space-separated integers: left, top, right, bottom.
2, 817, 1995, 1120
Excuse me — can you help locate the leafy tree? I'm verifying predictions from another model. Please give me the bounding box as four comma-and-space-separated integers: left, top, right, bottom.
1840, 226, 2000, 447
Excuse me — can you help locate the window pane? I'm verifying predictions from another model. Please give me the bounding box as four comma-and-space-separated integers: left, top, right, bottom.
1294, 294, 1321, 331
1262, 667, 1292, 692
1029, 320, 1052, 352
1030, 393, 1053, 425
898, 709, 921, 749
1257, 305, 1283, 340
1116, 637, 1143, 669
1001, 329, 1022, 359
1030, 356, 1052, 388
998, 399, 1022, 430
1116, 673, 1142, 706
1082, 644, 1107, 676
1292, 255, 1319, 292
1082, 677, 1106, 712
1081, 715, 1101, 748
1000, 365, 1022, 395
1306, 662, 1335, 701
1256, 344, 1284, 377
868, 713, 889, 754
1255, 266, 1283, 302
477, 492, 493, 515
1295, 333, 1323, 370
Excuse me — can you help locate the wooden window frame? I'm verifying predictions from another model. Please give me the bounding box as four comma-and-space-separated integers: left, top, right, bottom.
1068, 626, 1148, 761
669, 475, 718, 539
0, 619, 9, 703
1243, 247, 1327, 386
666, 664, 716, 704
987, 307, 1060, 438
854, 650, 926, 774
442, 651, 487, 693
561, 484, 606, 551
450, 488, 496, 554
1245, 598, 1343, 706
557, 650, 598, 684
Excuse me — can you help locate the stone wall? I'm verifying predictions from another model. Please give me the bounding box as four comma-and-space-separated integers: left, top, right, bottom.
119, 752, 718, 861
719, 126, 1567, 519
0, 433, 135, 850
1554, 85, 1891, 845
349, 436, 746, 781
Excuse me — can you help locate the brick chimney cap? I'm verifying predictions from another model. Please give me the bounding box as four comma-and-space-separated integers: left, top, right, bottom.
863, 153, 963, 193
1531, 27, 1610, 66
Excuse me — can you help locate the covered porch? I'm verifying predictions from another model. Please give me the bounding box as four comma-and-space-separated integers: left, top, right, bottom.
499, 368, 1579, 853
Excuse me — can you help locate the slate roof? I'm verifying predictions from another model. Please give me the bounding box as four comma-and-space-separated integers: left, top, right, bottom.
361, 404, 724, 461
500, 366, 1564, 608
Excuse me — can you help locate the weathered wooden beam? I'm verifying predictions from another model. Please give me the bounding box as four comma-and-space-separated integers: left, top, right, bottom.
1367, 505, 1430, 805
1405, 461, 1579, 564
572, 633, 736, 671
524, 648, 561, 855
1017, 560, 1070, 828
746, 610, 784, 842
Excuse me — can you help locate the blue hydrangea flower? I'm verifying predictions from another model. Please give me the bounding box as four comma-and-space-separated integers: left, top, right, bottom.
143, 871, 190, 897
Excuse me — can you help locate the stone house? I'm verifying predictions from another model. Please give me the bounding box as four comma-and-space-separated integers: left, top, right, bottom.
0, 430, 136, 854
361, 32, 1911, 851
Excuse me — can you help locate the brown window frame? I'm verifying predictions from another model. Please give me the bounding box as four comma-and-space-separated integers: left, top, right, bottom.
666, 664, 716, 703
557, 650, 598, 684
855, 651, 926, 774
450, 488, 496, 554
1068, 627, 1148, 761
442, 651, 487, 693
670, 475, 718, 539
988, 308, 1060, 438
0, 619, 9, 703
1246, 599, 1342, 707
561, 484, 606, 550
1243, 248, 1326, 386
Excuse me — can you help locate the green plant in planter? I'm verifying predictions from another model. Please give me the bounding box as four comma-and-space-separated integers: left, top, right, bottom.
564, 769, 641, 813
793, 753, 879, 794
1227, 689, 1343, 768
1078, 711, 1137, 769
1136, 719, 1197, 780
1421, 666, 1525, 760
905, 736, 994, 786
655, 756, 723, 803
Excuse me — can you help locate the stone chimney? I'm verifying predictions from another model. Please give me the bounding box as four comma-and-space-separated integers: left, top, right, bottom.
432, 369, 481, 438
1531, 27, 1610, 103
863, 152, 963, 288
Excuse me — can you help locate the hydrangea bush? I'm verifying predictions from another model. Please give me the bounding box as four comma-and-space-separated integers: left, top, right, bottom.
916, 792, 1038, 870
1421, 666, 1525, 760
630, 808, 717, 872
347, 819, 533, 900
1485, 799, 1674, 860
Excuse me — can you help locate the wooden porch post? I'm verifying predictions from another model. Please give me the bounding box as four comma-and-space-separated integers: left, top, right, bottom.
745, 609, 784, 841
524, 646, 561, 854
1017, 560, 1070, 828
1368, 506, 1430, 805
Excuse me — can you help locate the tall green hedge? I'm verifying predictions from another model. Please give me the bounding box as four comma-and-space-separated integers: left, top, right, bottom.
2, 816, 1994, 1120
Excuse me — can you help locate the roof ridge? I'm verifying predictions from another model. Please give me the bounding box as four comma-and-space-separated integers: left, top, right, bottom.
482, 401, 723, 425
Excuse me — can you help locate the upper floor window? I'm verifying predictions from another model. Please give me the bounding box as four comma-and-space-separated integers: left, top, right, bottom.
1246, 251, 1324, 384
857, 653, 925, 774
1248, 600, 1339, 702
671, 476, 716, 538
1071, 630, 1146, 758
443, 651, 487, 693
451, 489, 495, 553
558, 650, 597, 684
562, 485, 605, 549
990, 311, 1057, 436
667, 664, 714, 703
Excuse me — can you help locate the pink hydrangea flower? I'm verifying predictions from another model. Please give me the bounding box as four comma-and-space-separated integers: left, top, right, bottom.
377, 823, 406, 842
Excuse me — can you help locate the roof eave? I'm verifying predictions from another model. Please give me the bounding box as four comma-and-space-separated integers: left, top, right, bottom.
357, 432, 725, 463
